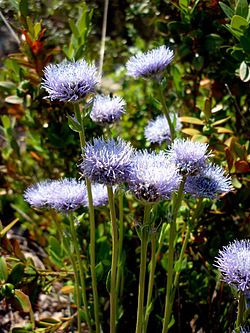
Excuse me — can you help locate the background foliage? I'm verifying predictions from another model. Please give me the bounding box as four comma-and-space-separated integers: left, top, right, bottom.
0, 0, 250, 332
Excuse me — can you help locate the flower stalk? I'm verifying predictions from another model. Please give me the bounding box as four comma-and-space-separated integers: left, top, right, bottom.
162, 178, 186, 333
74, 103, 101, 333
68, 213, 93, 333
135, 204, 152, 333
107, 185, 118, 333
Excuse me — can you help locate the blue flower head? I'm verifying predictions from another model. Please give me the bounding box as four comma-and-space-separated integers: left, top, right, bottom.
214, 239, 250, 292
83, 183, 108, 207
24, 179, 86, 212
90, 95, 126, 125
184, 164, 232, 199
126, 45, 174, 80
167, 138, 210, 176
80, 137, 134, 186
127, 151, 181, 203
145, 114, 182, 145
41, 59, 99, 102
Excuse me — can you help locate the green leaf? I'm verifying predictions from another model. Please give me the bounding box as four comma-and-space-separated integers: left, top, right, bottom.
235, 0, 249, 19
212, 116, 231, 126
67, 114, 82, 132
0, 257, 9, 282
1, 115, 11, 129
219, 2, 234, 19
181, 128, 201, 136
0, 81, 16, 90
34, 22, 41, 39
11, 328, 31, 333
239, 61, 250, 81
13, 290, 32, 313
26, 17, 34, 36
8, 263, 25, 285
69, 19, 80, 38
95, 262, 104, 281
179, 116, 204, 125
19, 0, 28, 16
231, 15, 248, 34
203, 97, 211, 121
5, 95, 23, 104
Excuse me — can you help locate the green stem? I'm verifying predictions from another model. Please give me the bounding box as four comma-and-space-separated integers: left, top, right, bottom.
107, 186, 118, 333
86, 177, 101, 333
162, 179, 185, 333
158, 83, 175, 141
236, 291, 246, 330
73, 103, 100, 333
135, 204, 152, 333
69, 214, 93, 333
143, 232, 157, 333
116, 189, 124, 299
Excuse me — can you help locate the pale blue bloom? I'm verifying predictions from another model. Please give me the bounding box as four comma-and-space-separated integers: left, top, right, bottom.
90, 95, 126, 124
145, 114, 182, 144
184, 164, 232, 199
84, 183, 108, 207
80, 137, 134, 186
24, 179, 86, 212
167, 138, 210, 175
214, 240, 250, 292
126, 45, 174, 79
127, 151, 181, 203
41, 59, 99, 102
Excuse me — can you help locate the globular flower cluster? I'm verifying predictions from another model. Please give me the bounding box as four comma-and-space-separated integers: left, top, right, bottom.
24, 179, 108, 212
167, 138, 210, 176
80, 137, 134, 186
126, 45, 174, 80
41, 59, 99, 102
214, 239, 250, 292
144, 114, 182, 144
90, 95, 126, 125
127, 151, 181, 203
24, 179, 86, 212
184, 164, 233, 199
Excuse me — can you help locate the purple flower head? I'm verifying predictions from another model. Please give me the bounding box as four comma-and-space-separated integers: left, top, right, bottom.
145, 114, 182, 145
127, 151, 181, 203
24, 179, 86, 212
41, 59, 99, 102
184, 164, 232, 199
90, 95, 126, 125
214, 239, 250, 292
126, 45, 174, 80
167, 138, 210, 176
80, 137, 134, 186
83, 183, 108, 207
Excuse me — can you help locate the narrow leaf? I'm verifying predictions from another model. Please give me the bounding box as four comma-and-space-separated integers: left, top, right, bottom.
0, 257, 8, 282
179, 116, 204, 125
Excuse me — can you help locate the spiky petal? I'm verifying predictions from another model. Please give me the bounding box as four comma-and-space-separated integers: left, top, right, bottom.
214, 239, 250, 292
126, 45, 174, 80
127, 150, 181, 203
167, 138, 210, 176
145, 114, 182, 144
24, 179, 86, 212
80, 137, 134, 186
90, 95, 126, 125
184, 164, 232, 199
41, 59, 99, 102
